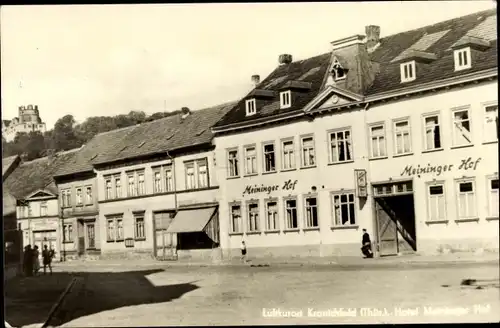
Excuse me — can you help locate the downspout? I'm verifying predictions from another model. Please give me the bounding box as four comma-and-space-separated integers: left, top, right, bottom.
165, 150, 177, 258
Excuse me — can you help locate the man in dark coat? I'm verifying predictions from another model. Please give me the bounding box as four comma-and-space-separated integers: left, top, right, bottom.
23, 245, 33, 276
361, 229, 374, 258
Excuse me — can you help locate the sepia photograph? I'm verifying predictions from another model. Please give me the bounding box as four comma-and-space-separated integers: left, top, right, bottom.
2, 1, 499, 326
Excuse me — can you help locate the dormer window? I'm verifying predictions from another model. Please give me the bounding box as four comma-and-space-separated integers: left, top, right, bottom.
331, 57, 346, 81
400, 61, 416, 83
280, 90, 292, 109
454, 47, 471, 71
245, 98, 257, 116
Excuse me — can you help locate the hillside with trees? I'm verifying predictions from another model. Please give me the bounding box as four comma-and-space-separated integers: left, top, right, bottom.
2, 109, 183, 161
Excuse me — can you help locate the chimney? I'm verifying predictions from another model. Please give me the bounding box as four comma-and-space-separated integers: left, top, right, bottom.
181, 107, 191, 120
279, 54, 293, 65
365, 25, 381, 52
251, 75, 260, 87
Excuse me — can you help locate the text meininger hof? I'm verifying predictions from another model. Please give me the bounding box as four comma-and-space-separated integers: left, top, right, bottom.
262, 308, 357, 318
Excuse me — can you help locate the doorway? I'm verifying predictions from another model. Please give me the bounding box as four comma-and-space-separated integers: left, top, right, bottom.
373, 180, 417, 256
32, 230, 57, 254
153, 211, 177, 260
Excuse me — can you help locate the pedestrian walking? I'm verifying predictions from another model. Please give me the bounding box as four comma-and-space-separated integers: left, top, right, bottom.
361, 229, 374, 258
42, 245, 54, 275
241, 241, 247, 263
23, 245, 33, 277
32, 245, 41, 275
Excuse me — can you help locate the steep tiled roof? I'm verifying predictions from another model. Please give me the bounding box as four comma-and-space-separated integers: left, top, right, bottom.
3, 150, 78, 199
92, 102, 235, 165
366, 9, 497, 95
2, 155, 20, 179
213, 52, 331, 128
3, 188, 17, 216
54, 126, 135, 178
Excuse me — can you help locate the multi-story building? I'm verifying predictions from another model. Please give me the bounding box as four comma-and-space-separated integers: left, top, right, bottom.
212, 9, 498, 259
91, 104, 233, 260
3, 149, 78, 260
53, 128, 133, 260
2, 105, 47, 142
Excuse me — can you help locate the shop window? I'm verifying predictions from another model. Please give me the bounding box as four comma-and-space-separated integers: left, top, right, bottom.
332, 192, 356, 226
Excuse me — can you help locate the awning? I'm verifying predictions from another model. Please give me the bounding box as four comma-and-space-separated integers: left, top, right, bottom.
166, 206, 217, 233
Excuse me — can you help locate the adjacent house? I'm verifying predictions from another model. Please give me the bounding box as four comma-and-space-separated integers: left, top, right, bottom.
91, 103, 234, 260
212, 9, 498, 259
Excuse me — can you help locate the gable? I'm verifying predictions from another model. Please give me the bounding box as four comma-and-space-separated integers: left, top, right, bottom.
304, 85, 364, 113
26, 189, 56, 200
318, 93, 355, 109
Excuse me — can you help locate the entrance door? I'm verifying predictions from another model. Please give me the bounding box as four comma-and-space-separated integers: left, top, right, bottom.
32, 230, 57, 256
86, 223, 96, 249
375, 200, 398, 256
153, 211, 176, 259
77, 220, 85, 255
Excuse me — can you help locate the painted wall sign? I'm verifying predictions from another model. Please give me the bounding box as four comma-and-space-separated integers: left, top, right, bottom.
242, 179, 298, 196
354, 169, 368, 198
401, 157, 482, 177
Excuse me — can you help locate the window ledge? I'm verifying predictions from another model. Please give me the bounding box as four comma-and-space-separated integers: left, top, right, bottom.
422, 148, 444, 154
262, 170, 277, 176
62, 241, 73, 244
303, 227, 320, 231
227, 175, 240, 180
451, 144, 474, 150
134, 238, 146, 241
264, 230, 280, 234
86, 247, 97, 251
425, 220, 449, 225
283, 228, 300, 233
485, 217, 499, 221
369, 156, 388, 161
75, 204, 84, 208
229, 232, 244, 236
331, 225, 359, 230
483, 140, 498, 145
115, 239, 125, 242
244, 173, 259, 178
245, 231, 261, 235
300, 165, 317, 170
393, 152, 413, 158
106, 240, 115, 243
281, 168, 296, 172
328, 160, 355, 166
454, 217, 480, 223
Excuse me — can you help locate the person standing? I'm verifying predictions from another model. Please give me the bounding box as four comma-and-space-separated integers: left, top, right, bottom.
240, 241, 247, 263
42, 245, 53, 275
23, 245, 33, 277
361, 229, 374, 258
32, 245, 41, 275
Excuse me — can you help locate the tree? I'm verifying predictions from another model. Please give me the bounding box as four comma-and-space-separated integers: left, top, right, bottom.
52, 115, 82, 151
25, 131, 46, 160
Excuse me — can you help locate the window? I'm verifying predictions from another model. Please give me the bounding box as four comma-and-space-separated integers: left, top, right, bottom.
329, 129, 353, 163
28, 203, 32, 217
265, 200, 279, 231
40, 201, 48, 216
85, 187, 92, 204
400, 61, 416, 83
304, 197, 319, 228
86, 224, 95, 249
331, 58, 346, 81
105, 177, 112, 200
280, 90, 292, 109
115, 176, 122, 198
76, 188, 83, 205
281, 139, 295, 170
63, 224, 73, 242
247, 203, 260, 232
452, 108, 472, 146
107, 215, 124, 242
456, 180, 477, 219
137, 172, 145, 195
61, 189, 71, 207
244, 145, 257, 175
301, 136, 315, 167
427, 183, 446, 221
332, 193, 356, 226
423, 114, 441, 150
127, 173, 136, 197
230, 204, 242, 233
369, 124, 386, 158
164, 166, 173, 192
487, 178, 499, 218
263, 143, 276, 172
197, 159, 208, 188
153, 170, 162, 193
484, 104, 498, 142
134, 215, 146, 240
454, 47, 471, 71
227, 149, 240, 177
285, 198, 298, 229
246, 98, 257, 116
393, 119, 412, 154
185, 162, 196, 189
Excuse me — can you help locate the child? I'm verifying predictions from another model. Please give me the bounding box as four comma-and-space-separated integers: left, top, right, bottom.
241, 241, 247, 263
361, 229, 374, 258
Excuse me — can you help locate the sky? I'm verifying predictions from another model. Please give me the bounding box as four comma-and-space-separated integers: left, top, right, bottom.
1, 1, 496, 129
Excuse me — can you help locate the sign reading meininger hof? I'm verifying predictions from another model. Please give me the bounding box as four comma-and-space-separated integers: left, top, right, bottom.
242, 179, 298, 196
400, 157, 481, 177
354, 169, 368, 198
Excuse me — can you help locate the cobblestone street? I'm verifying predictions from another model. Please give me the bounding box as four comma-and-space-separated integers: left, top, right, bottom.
53, 260, 500, 326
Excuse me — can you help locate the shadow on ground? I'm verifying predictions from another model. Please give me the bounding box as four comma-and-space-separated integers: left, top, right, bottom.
5, 269, 199, 327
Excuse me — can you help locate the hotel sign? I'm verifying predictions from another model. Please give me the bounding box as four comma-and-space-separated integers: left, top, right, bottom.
401, 157, 481, 177
242, 179, 298, 196
354, 169, 368, 198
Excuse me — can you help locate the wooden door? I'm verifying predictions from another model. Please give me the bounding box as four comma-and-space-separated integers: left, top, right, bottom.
376, 200, 398, 256
153, 211, 175, 259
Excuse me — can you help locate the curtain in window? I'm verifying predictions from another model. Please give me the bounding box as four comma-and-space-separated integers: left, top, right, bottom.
232, 207, 241, 232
